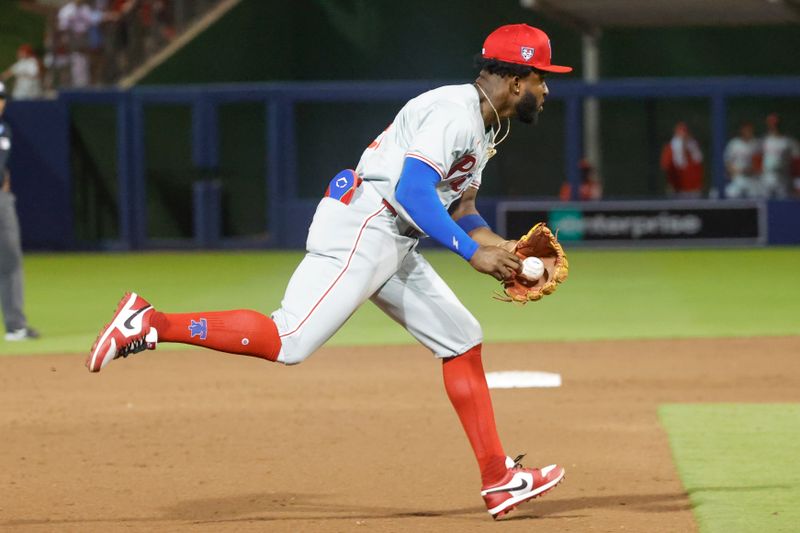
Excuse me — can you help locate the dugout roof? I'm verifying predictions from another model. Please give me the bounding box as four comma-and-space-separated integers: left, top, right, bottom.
526, 0, 800, 32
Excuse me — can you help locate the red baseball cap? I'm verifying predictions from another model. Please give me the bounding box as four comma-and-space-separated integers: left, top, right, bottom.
482, 24, 572, 74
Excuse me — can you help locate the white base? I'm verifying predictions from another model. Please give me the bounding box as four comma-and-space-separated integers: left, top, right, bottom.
485, 371, 562, 389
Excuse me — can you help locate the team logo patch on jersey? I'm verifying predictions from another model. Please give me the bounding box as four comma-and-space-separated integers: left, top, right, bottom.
189, 318, 208, 340
324, 169, 362, 205
521, 46, 535, 62
446, 154, 477, 192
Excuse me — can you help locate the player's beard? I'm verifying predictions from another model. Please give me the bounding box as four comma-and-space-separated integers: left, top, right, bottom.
515, 90, 540, 124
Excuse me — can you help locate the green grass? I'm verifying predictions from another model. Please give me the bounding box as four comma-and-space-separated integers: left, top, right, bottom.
2, 247, 799, 355
660, 404, 800, 533
0, 3, 45, 69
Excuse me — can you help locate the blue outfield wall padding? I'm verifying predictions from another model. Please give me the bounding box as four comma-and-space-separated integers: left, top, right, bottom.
5, 100, 72, 250
10, 79, 800, 250
767, 200, 800, 245
192, 180, 223, 247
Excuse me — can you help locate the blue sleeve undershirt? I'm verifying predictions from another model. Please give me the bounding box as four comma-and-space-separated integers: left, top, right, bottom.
394, 157, 480, 261
456, 213, 489, 234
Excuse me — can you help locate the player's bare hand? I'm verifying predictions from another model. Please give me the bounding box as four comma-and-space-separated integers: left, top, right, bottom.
469, 246, 521, 281
498, 239, 517, 253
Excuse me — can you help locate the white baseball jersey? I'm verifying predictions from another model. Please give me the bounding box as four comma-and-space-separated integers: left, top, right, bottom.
761, 133, 800, 198
762, 134, 800, 176
271, 84, 491, 364
9, 58, 42, 100
724, 137, 760, 178
724, 137, 763, 198
356, 84, 493, 230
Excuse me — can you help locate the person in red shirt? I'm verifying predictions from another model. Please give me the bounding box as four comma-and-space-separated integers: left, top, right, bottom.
559, 158, 602, 201
660, 122, 704, 199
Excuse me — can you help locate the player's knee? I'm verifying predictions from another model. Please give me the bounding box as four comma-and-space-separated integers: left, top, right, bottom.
434, 318, 482, 358
276, 344, 313, 366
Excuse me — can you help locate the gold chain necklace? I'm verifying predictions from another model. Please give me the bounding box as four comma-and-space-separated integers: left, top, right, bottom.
475, 82, 510, 159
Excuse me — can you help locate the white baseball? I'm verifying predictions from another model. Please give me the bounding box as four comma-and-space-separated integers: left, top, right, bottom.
521, 257, 544, 281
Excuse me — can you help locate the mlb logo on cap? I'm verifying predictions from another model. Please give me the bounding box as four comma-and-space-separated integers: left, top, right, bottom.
521, 46, 535, 61
482, 24, 572, 73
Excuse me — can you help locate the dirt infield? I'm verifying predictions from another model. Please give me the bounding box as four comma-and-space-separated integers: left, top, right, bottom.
1, 336, 798, 532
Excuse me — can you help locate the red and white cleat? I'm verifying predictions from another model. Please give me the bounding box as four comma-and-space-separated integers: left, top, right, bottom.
86, 292, 158, 373
481, 454, 565, 519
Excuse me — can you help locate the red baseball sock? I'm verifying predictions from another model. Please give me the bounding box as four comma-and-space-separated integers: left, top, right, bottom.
442, 343, 507, 487
150, 310, 281, 361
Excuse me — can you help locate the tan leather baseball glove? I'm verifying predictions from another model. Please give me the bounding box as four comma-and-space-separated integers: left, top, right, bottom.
497, 223, 569, 303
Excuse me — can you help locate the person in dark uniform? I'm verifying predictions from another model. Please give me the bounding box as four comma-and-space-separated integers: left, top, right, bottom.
0, 81, 39, 341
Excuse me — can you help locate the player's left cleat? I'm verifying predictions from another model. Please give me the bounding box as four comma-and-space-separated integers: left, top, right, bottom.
481, 454, 565, 519
86, 292, 158, 373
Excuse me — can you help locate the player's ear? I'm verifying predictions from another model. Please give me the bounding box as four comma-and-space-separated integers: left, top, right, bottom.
510, 76, 521, 96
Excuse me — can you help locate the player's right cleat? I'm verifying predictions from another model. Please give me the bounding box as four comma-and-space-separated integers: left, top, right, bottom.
481, 454, 565, 519
4, 327, 40, 341
87, 292, 158, 373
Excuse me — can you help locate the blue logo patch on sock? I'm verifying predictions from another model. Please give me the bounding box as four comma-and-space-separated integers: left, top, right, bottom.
189, 318, 208, 340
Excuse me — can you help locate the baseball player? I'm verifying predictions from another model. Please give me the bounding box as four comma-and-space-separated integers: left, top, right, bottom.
88, 24, 570, 518
0, 44, 43, 101
0, 82, 39, 341
724, 121, 763, 199
660, 122, 704, 198
761, 113, 800, 199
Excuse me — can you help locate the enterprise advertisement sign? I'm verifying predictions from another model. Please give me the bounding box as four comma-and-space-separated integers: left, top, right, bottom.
498, 200, 766, 246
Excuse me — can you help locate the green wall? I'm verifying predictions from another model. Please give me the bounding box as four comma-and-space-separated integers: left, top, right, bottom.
0, 3, 45, 75
602, 25, 800, 78
140, 0, 581, 84
70, 103, 268, 241
141, 2, 800, 83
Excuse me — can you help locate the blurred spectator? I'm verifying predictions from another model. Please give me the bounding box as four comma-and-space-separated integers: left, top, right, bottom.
660, 122, 704, 199
42, 15, 70, 92
101, 0, 136, 82
139, 0, 174, 56
0, 44, 43, 100
88, 0, 111, 85
559, 158, 602, 201
57, 0, 105, 87
104, 0, 176, 83
761, 113, 800, 199
40, 0, 182, 90
724, 121, 762, 199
